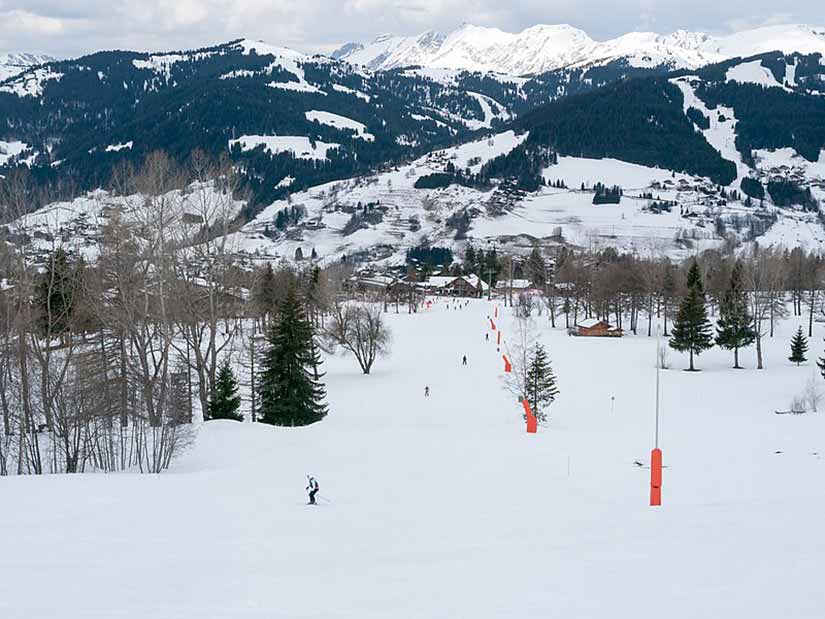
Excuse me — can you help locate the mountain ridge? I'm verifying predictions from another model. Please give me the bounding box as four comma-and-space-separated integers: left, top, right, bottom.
331, 23, 825, 75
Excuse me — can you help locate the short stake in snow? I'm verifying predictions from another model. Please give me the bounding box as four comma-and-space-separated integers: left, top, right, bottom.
494, 306, 498, 318
502, 354, 512, 373
497, 331, 501, 346
522, 399, 537, 434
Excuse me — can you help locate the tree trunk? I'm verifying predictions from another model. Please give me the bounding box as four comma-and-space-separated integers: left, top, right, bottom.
756, 334, 763, 370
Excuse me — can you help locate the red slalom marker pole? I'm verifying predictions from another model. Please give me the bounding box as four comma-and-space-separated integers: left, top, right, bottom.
650, 325, 663, 507
490, 319, 496, 331
522, 399, 537, 433
650, 448, 662, 506
502, 355, 512, 373
496, 331, 501, 346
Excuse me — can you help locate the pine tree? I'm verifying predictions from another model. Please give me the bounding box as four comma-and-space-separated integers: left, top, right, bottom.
207, 361, 243, 421
524, 344, 560, 422
789, 327, 808, 366
36, 247, 78, 338
252, 263, 277, 319
257, 287, 327, 426
670, 260, 714, 371
526, 247, 546, 287
715, 261, 756, 368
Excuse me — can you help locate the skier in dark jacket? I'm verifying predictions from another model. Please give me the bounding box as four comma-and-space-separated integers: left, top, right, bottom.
306, 476, 320, 505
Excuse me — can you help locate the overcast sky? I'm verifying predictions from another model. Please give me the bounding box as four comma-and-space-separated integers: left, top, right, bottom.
0, 0, 819, 58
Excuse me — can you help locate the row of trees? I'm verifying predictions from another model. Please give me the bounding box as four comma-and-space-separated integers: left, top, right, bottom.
0, 150, 398, 476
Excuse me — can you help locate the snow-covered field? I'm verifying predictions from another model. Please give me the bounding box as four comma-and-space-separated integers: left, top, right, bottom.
1, 299, 823, 618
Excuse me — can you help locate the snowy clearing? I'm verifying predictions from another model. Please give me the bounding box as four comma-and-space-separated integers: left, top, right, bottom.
305, 110, 374, 141
0, 140, 28, 166
545, 156, 692, 189
229, 135, 340, 161
0, 67, 63, 97
725, 60, 786, 89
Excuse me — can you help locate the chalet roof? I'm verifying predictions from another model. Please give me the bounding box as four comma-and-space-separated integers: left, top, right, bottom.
426, 276, 455, 288
462, 274, 489, 291
497, 278, 532, 290
577, 318, 609, 329
351, 274, 396, 288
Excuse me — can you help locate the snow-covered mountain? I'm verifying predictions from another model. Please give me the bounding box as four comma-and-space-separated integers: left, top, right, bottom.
0, 52, 56, 82
332, 23, 825, 74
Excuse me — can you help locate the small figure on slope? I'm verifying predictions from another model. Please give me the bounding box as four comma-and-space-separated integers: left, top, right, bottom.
306, 475, 320, 505
462, 355, 467, 366
424, 386, 430, 397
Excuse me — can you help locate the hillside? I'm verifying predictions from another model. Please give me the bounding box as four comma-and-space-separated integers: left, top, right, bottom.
0, 52, 55, 82
0, 39, 512, 212
1, 300, 823, 617
3, 51, 825, 267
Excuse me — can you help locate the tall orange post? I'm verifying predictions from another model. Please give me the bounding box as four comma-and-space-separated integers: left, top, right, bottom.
494, 306, 498, 318
496, 331, 501, 346
522, 400, 537, 433
502, 355, 512, 373
650, 448, 662, 506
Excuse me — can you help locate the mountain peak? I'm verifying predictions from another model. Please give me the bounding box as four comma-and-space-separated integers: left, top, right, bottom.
328, 22, 825, 75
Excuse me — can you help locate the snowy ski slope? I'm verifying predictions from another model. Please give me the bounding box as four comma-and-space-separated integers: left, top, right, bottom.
1, 300, 822, 618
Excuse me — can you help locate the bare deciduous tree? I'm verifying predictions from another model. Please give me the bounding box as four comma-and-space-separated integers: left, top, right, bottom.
325, 302, 391, 374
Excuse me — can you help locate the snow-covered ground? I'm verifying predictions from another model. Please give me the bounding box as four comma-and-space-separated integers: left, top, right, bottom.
229, 135, 340, 161
305, 110, 375, 141
1, 299, 822, 617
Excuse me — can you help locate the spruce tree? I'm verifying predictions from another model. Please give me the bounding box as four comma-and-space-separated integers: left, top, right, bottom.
524, 344, 560, 422
257, 287, 327, 426
715, 261, 756, 368
36, 247, 77, 338
526, 247, 546, 287
670, 260, 714, 371
207, 361, 243, 421
789, 327, 808, 366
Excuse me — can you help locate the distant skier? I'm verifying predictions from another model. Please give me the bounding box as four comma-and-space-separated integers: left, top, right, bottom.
462, 355, 467, 365
485, 333, 489, 341
425, 386, 430, 397
306, 475, 320, 505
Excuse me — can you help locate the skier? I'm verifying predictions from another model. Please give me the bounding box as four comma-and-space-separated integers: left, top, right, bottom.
306, 475, 320, 505
462, 355, 467, 366
485, 333, 489, 341
424, 386, 430, 397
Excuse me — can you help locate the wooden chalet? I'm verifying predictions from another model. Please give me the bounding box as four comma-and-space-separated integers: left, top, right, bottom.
569, 318, 623, 338
424, 274, 489, 298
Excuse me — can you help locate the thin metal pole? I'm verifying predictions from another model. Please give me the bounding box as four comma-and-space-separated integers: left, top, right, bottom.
654, 324, 661, 449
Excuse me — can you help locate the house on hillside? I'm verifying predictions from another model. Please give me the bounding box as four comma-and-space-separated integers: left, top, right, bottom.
424, 274, 489, 298
569, 318, 623, 337
349, 273, 396, 295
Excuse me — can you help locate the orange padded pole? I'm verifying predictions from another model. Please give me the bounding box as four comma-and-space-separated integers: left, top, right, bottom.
490, 319, 496, 330
650, 448, 662, 506
522, 400, 537, 433
502, 355, 512, 373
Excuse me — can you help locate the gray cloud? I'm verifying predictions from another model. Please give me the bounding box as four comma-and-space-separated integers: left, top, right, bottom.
1, 0, 821, 58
